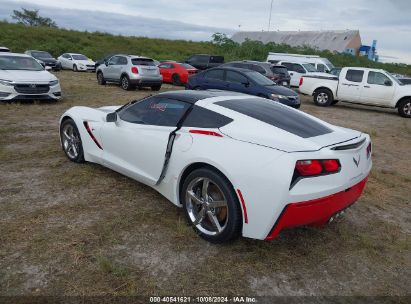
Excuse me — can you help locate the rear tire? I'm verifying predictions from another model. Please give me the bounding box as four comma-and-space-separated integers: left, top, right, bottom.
97, 72, 106, 85
181, 168, 242, 243
398, 99, 411, 118
313, 88, 333, 106
151, 85, 161, 91
172, 74, 181, 86
60, 119, 85, 163
120, 75, 134, 91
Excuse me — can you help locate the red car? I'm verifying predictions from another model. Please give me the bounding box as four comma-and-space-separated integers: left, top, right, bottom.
158, 61, 197, 85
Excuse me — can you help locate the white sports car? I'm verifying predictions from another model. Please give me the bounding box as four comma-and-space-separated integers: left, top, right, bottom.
59, 90, 372, 243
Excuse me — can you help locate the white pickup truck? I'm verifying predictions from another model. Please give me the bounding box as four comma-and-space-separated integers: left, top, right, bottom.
299, 67, 411, 118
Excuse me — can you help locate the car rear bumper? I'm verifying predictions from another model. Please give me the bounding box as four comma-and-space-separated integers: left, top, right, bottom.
129, 77, 162, 87
265, 176, 368, 240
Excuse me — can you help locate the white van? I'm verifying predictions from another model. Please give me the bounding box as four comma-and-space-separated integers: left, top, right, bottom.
267, 53, 334, 73
275, 60, 319, 87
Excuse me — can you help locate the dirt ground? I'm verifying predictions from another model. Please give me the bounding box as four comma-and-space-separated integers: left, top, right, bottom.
0, 71, 410, 298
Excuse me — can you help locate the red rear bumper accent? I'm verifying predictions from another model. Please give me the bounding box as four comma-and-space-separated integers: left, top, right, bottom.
265, 176, 368, 240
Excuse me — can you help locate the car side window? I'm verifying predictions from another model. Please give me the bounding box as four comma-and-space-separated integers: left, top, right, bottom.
183, 106, 233, 128
204, 69, 225, 81
197, 56, 209, 64
367, 71, 391, 86
281, 62, 293, 71
119, 97, 190, 127
226, 71, 248, 84
293, 64, 306, 74
317, 64, 326, 72
158, 63, 170, 68
346, 69, 364, 83
118, 56, 128, 65
108, 56, 119, 65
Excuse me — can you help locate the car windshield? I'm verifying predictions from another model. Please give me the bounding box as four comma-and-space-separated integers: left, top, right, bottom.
132, 58, 156, 66
0, 56, 44, 71
303, 63, 318, 72
32, 51, 53, 59
248, 71, 276, 86
179, 63, 196, 69
387, 72, 404, 85
72, 54, 88, 60
322, 58, 335, 70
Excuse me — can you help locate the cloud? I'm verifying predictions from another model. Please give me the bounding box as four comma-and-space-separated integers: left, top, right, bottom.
0, 0, 233, 41
1, 0, 410, 63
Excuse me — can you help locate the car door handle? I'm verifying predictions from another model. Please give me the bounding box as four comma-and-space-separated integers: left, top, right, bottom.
364, 85, 370, 88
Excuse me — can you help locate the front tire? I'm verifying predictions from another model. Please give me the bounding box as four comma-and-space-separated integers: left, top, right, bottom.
398, 99, 411, 118
181, 168, 242, 243
73, 64, 78, 72
97, 72, 106, 85
313, 88, 333, 106
60, 119, 84, 163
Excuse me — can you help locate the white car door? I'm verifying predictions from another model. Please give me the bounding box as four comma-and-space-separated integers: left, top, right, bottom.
100, 96, 191, 185
360, 71, 395, 105
337, 69, 364, 102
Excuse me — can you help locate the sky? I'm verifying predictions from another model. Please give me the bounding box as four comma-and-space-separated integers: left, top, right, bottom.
1, 0, 410, 64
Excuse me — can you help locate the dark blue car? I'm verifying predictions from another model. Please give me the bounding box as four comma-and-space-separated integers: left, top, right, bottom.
186, 67, 300, 108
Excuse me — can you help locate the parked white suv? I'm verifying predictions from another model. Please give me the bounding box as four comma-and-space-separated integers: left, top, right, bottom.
299, 67, 411, 118
0, 53, 61, 101
57, 53, 95, 72
96, 55, 162, 91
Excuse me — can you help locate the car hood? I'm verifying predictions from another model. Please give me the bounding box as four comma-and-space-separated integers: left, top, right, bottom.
219, 110, 362, 152
74, 59, 95, 65
265, 84, 298, 96
38, 57, 57, 63
0, 70, 57, 82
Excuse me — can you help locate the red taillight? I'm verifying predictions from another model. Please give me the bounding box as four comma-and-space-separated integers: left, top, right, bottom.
189, 129, 223, 137
366, 142, 372, 159
295, 159, 340, 176
299, 77, 304, 87
322, 159, 340, 173
131, 67, 139, 74
296, 160, 323, 176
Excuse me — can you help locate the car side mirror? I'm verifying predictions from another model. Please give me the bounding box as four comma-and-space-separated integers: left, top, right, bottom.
68, 58, 72, 61
384, 80, 392, 86
104, 60, 108, 66
106, 112, 117, 122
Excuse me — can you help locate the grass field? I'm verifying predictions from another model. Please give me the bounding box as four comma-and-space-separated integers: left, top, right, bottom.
0, 71, 410, 297
1, 21, 410, 76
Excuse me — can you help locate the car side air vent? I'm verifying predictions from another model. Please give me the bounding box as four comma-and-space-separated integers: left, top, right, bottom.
331, 138, 366, 150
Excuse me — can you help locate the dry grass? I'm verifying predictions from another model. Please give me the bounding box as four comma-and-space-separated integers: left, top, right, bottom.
0, 71, 410, 296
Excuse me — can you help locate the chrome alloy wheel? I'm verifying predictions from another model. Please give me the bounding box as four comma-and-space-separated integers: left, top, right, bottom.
121, 77, 129, 90
185, 177, 229, 236
316, 92, 329, 104
403, 101, 411, 116
62, 124, 81, 159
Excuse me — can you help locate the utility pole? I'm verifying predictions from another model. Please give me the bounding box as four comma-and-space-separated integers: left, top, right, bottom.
268, 0, 274, 31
